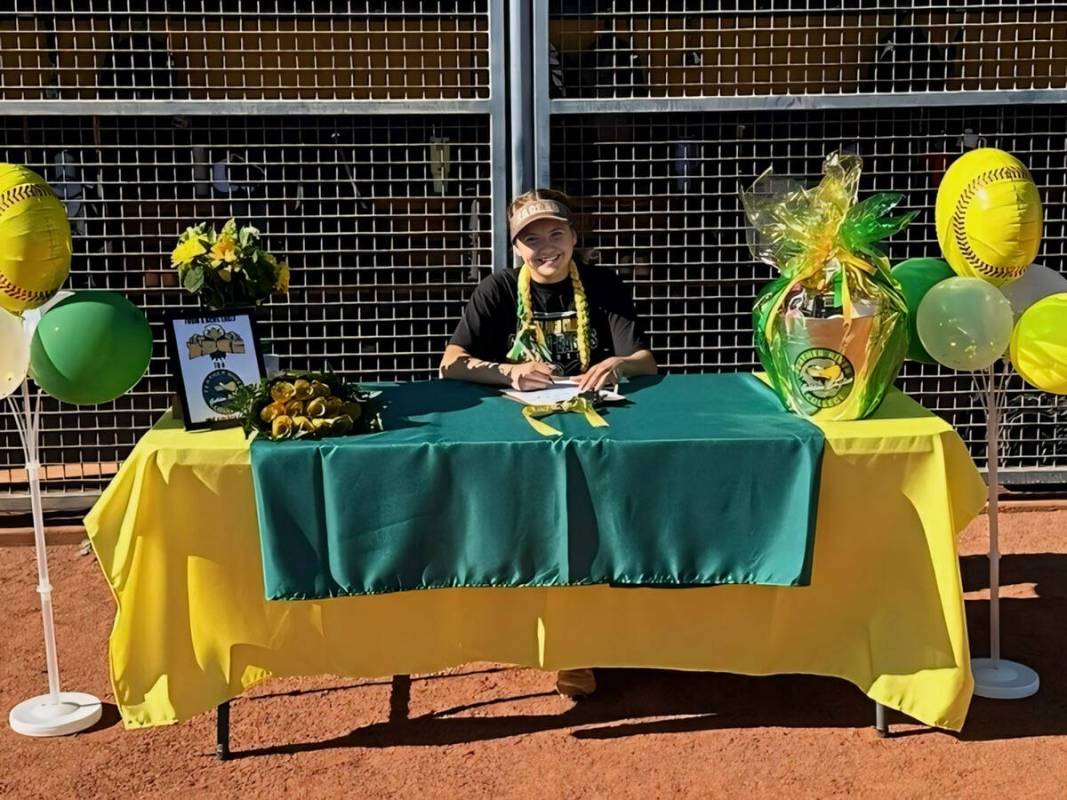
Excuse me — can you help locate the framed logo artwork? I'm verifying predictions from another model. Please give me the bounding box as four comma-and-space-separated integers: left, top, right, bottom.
164, 308, 265, 430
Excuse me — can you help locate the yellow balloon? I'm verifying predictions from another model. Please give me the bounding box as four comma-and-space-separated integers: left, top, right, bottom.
0, 163, 72, 314
1010, 292, 1067, 395
935, 148, 1043, 287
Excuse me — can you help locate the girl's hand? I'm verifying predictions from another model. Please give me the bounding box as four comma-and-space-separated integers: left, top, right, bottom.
505, 361, 558, 391
576, 357, 624, 392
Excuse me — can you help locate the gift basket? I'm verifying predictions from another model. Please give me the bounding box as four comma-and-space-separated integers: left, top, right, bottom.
741, 152, 915, 420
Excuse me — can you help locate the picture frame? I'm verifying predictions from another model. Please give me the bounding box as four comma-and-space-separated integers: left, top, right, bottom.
164, 307, 266, 431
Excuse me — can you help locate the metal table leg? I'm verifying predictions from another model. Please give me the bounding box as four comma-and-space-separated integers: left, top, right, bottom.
213, 676, 407, 759
216, 701, 231, 760
390, 674, 411, 722
875, 702, 889, 738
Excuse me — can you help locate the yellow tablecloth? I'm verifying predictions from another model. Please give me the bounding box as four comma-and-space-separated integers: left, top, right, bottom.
85, 388, 986, 731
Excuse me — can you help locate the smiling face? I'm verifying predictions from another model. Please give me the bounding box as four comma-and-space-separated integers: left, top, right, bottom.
512, 218, 578, 284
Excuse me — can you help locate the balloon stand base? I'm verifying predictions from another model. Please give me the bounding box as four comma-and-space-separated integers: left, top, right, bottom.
9, 692, 103, 737
972, 658, 1040, 700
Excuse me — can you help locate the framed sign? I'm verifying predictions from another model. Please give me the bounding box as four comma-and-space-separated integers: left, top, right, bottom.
164, 308, 265, 430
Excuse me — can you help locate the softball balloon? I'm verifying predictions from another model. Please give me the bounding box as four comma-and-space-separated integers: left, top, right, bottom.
0, 163, 72, 314
935, 148, 1043, 287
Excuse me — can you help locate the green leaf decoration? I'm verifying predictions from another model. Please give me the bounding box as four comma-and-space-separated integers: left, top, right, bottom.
182, 265, 205, 293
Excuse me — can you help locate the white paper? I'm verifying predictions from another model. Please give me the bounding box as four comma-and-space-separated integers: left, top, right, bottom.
502, 379, 624, 406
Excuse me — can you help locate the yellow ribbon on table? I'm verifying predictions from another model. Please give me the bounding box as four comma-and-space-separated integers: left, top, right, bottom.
521, 396, 609, 437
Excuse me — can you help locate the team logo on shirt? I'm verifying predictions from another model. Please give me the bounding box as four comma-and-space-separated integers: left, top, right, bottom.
507, 310, 599, 375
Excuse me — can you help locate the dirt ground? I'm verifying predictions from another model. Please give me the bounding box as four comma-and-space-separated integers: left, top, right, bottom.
1, 511, 1065, 800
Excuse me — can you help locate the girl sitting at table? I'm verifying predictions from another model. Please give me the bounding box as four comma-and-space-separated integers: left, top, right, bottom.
441, 188, 657, 393
440, 188, 657, 698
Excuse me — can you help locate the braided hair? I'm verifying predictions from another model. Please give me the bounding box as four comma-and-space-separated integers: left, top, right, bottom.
506, 189, 592, 371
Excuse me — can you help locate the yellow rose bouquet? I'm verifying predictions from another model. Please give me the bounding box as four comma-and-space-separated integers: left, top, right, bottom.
226, 370, 383, 441
171, 218, 290, 309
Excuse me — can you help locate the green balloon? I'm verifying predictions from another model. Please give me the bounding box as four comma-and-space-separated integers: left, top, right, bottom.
890, 257, 957, 363
30, 292, 153, 405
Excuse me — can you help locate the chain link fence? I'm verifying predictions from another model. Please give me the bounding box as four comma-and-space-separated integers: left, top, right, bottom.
539, 1, 1067, 482
2, 1, 1067, 505
546, 0, 1067, 98
1, 1, 504, 506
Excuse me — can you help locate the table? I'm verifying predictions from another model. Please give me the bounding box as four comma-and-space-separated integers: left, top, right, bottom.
85, 377, 986, 743
251, 375, 825, 598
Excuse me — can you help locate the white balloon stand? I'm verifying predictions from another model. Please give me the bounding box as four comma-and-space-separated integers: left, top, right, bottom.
7, 379, 102, 736
971, 364, 1040, 700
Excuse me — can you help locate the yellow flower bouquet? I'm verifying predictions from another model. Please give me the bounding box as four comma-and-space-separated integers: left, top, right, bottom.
226, 370, 383, 441
172, 218, 290, 309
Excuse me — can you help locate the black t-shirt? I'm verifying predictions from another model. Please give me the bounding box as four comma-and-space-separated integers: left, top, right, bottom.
449, 264, 650, 376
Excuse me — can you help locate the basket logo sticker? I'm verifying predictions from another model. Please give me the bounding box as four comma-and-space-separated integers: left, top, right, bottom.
794, 347, 854, 408
951, 166, 1032, 279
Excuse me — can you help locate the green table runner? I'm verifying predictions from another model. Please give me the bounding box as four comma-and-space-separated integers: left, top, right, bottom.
250, 373, 825, 599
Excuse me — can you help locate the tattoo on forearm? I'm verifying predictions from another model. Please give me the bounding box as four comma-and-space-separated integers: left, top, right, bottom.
460, 356, 502, 372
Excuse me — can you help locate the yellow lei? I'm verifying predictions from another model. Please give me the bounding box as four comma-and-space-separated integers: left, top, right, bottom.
508, 261, 591, 371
